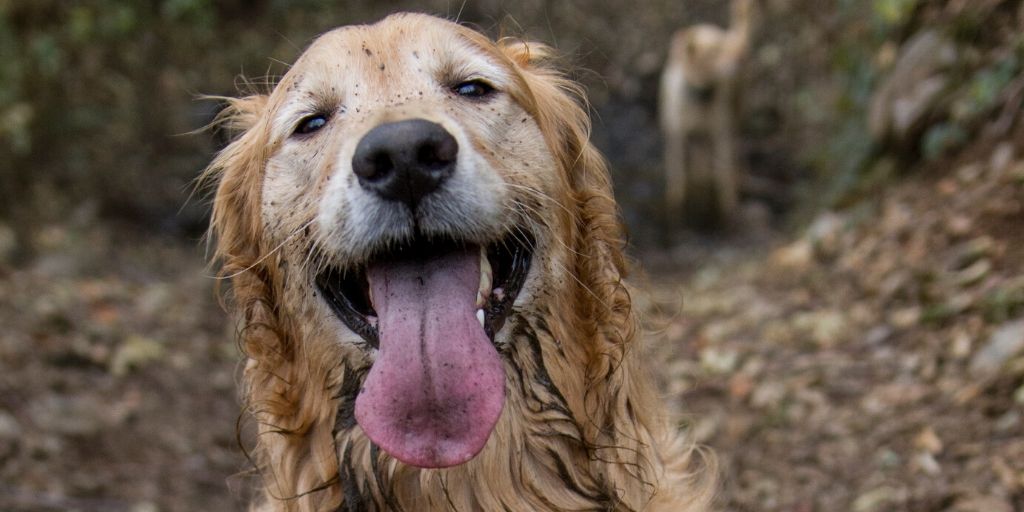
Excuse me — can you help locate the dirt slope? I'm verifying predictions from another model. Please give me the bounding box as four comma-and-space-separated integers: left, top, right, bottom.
0, 232, 242, 511
643, 136, 1024, 511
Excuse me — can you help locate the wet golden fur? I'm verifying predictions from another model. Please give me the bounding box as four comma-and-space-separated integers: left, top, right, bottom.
204, 13, 714, 511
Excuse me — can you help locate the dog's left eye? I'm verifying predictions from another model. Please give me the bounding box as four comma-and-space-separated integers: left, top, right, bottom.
295, 114, 328, 135
453, 79, 495, 98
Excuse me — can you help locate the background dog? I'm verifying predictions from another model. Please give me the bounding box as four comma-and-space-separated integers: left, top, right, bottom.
206, 13, 714, 511
659, 0, 755, 232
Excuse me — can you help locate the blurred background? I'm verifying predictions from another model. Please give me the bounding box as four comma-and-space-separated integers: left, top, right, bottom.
0, 0, 1022, 510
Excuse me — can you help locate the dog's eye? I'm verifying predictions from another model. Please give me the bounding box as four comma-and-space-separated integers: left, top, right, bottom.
452, 79, 495, 98
295, 114, 328, 135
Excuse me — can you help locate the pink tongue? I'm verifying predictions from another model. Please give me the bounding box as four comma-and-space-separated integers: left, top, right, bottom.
355, 248, 505, 468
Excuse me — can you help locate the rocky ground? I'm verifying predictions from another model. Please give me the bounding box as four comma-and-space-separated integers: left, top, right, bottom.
0, 229, 242, 511
643, 136, 1024, 511
0, 139, 1021, 511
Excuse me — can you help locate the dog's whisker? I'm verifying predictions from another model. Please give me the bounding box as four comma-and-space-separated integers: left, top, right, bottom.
298, 229, 326, 278
209, 217, 316, 281
505, 201, 612, 313
506, 196, 594, 262
503, 182, 575, 218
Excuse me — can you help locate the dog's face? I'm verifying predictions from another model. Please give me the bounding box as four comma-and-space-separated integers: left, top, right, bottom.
205, 16, 708, 511
218, 14, 574, 470
672, 25, 734, 87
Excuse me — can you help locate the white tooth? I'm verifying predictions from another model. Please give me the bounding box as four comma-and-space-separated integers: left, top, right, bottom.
476, 309, 485, 326
478, 246, 492, 307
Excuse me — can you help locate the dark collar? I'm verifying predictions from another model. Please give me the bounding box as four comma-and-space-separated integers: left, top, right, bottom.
686, 83, 716, 104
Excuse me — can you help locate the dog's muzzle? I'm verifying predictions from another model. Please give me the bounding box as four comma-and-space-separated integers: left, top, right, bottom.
316, 118, 534, 469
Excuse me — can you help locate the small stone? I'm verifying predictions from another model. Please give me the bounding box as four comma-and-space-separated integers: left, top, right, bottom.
951, 496, 1013, 512
953, 259, 991, 287
138, 283, 174, 318
700, 347, 739, 374
877, 448, 902, 468
890, 307, 922, 329
0, 410, 21, 441
914, 426, 943, 454
947, 237, 994, 270
806, 211, 845, 258
912, 451, 941, 475
936, 178, 958, 196
131, 502, 160, 512
793, 310, 849, 347
110, 335, 166, 377
865, 325, 894, 345
957, 162, 985, 184
994, 410, 1021, 432
863, 382, 930, 412
729, 373, 754, 400
969, 318, 1024, 379
853, 486, 900, 512
771, 239, 813, 270
947, 214, 973, 236
989, 142, 1015, 174
950, 329, 973, 359
750, 381, 786, 409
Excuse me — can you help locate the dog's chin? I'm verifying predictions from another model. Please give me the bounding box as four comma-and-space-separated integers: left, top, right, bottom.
315, 230, 533, 468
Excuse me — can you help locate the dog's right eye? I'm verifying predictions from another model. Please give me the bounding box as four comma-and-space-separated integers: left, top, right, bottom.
295, 114, 328, 135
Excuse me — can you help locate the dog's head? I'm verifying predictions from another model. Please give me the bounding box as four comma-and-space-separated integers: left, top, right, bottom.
669, 25, 737, 89
207, 13, 627, 474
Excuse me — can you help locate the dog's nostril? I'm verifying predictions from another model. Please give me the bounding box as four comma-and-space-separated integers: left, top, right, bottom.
417, 139, 456, 169
418, 144, 440, 167
368, 152, 395, 180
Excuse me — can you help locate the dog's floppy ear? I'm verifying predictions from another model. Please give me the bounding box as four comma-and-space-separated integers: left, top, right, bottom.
501, 40, 635, 358
498, 41, 595, 188
202, 94, 272, 275
209, 94, 270, 136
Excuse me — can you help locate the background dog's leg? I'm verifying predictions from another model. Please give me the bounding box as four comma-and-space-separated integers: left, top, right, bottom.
712, 82, 738, 226
660, 53, 689, 240
664, 128, 687, 237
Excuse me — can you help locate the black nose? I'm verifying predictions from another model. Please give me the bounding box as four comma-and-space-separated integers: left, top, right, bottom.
351, 119, 458, 208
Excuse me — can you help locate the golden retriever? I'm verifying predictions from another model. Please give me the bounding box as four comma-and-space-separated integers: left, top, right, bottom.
660, 0, 754, 230
205, 13, 713, 511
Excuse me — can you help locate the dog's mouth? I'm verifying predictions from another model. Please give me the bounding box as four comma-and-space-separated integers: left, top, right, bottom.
315, 233, 532, 347
314, 231, 532, 468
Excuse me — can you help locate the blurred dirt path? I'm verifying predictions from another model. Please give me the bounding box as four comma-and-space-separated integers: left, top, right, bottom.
0, 231, 244, 511
641, 140, 1024, 511
0, 142, 1021, 511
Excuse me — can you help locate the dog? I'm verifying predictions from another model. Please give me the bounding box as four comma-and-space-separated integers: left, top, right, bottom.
659, 0, 754, 231
205, 13, 714, 511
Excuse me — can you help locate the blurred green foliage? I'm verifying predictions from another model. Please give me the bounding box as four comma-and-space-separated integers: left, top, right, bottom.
804, 0, 1023, 210
0, 0, 721, 254
952, 55, 1020, 122
0, 0, 1020, 256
